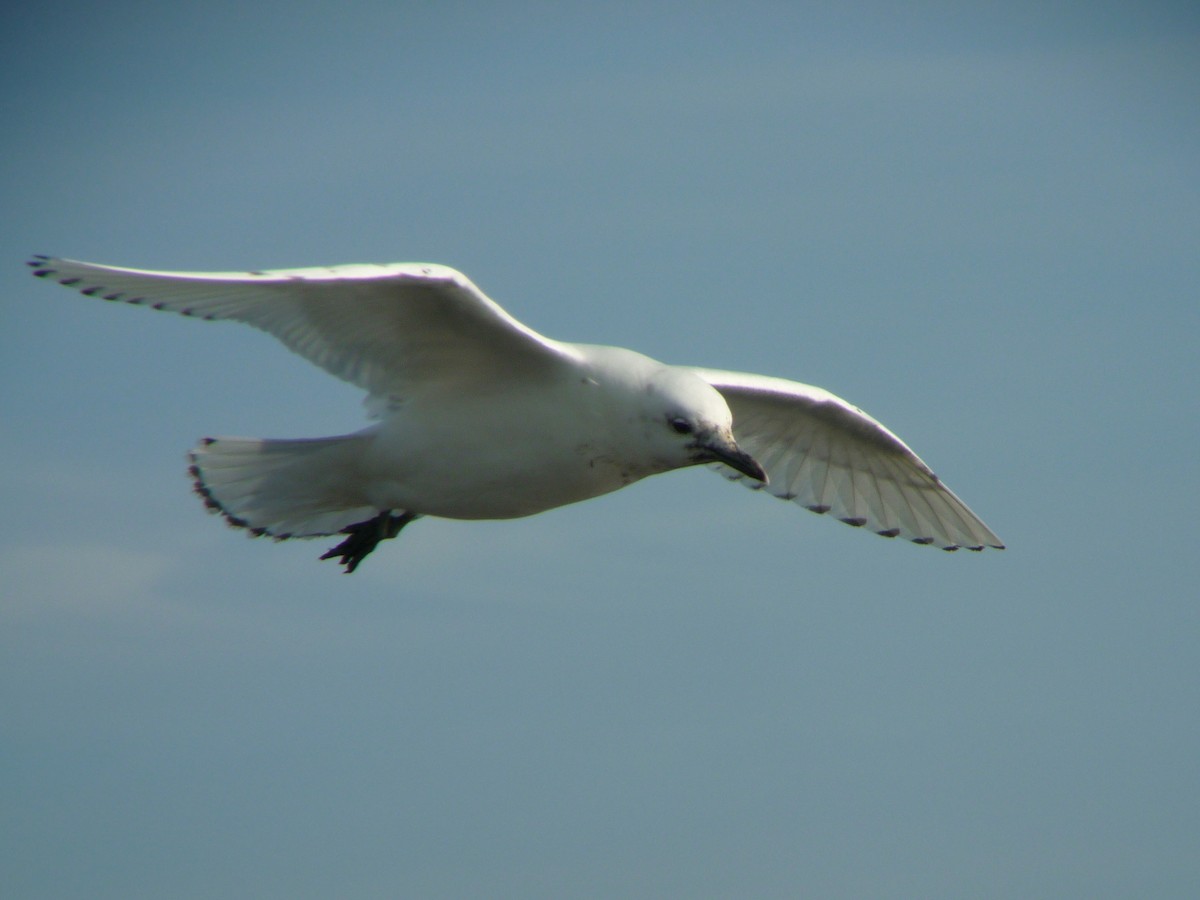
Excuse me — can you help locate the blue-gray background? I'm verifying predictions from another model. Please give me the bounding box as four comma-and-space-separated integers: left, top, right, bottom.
3, 2, 1198, 897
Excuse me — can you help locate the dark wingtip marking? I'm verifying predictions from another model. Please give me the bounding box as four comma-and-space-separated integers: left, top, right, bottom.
32, 268, 54, 277
103, 293, 123, 301
58, 277, 82, 286
80, 286, 102, 296
840, 517, 867, 527
942, 545, 960, 552
912, 536, 935, 545
877, 528, 900, 538
805, 504, 831, 515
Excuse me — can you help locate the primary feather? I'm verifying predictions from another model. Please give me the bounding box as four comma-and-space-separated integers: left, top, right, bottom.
694, 369, 1004, 551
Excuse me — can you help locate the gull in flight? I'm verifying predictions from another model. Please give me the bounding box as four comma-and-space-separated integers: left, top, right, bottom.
30, 255, 1003, 572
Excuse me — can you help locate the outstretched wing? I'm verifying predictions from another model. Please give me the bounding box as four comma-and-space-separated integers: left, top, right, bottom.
693, 368, 1004, 551
29, 255, 578, 399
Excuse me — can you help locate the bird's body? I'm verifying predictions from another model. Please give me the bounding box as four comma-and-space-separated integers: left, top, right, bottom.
302, 346, 714, 523
30, 254, 1003, 571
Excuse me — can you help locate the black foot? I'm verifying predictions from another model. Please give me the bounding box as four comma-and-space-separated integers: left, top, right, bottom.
320, 510, 418, 573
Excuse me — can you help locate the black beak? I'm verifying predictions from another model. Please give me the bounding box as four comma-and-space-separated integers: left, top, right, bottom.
693, 435, 768, 483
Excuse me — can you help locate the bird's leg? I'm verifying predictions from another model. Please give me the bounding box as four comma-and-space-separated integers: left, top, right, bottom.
320, 510, 418, 573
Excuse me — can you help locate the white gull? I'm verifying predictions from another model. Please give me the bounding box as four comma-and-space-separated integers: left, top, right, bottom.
30, 255, 1003, 572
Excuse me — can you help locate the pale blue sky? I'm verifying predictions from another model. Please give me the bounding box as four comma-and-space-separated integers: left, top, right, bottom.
3, 2, 1199, 897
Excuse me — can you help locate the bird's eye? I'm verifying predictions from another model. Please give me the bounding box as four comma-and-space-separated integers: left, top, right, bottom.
668, 417, 694, 435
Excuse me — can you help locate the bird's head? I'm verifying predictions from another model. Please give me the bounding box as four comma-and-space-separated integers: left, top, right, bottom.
640, 367, 767, 483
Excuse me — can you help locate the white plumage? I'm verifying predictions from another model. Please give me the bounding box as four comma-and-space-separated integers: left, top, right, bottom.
30, 254, 1003, 571
693, 370, 1003, 550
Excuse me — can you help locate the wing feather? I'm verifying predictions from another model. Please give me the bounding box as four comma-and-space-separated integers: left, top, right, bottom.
693, 368, 1004, 551
29, 255, 578, 400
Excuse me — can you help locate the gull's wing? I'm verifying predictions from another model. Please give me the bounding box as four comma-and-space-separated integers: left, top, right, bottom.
28, 255, 578, 399
693, 368, 1004, 551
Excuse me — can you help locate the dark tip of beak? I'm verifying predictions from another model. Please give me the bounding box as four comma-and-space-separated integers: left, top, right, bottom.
695, 440, 768, 483
730, 451, 768, 484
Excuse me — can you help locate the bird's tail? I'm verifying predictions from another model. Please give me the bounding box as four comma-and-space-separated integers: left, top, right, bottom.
188, 435, 379, 539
